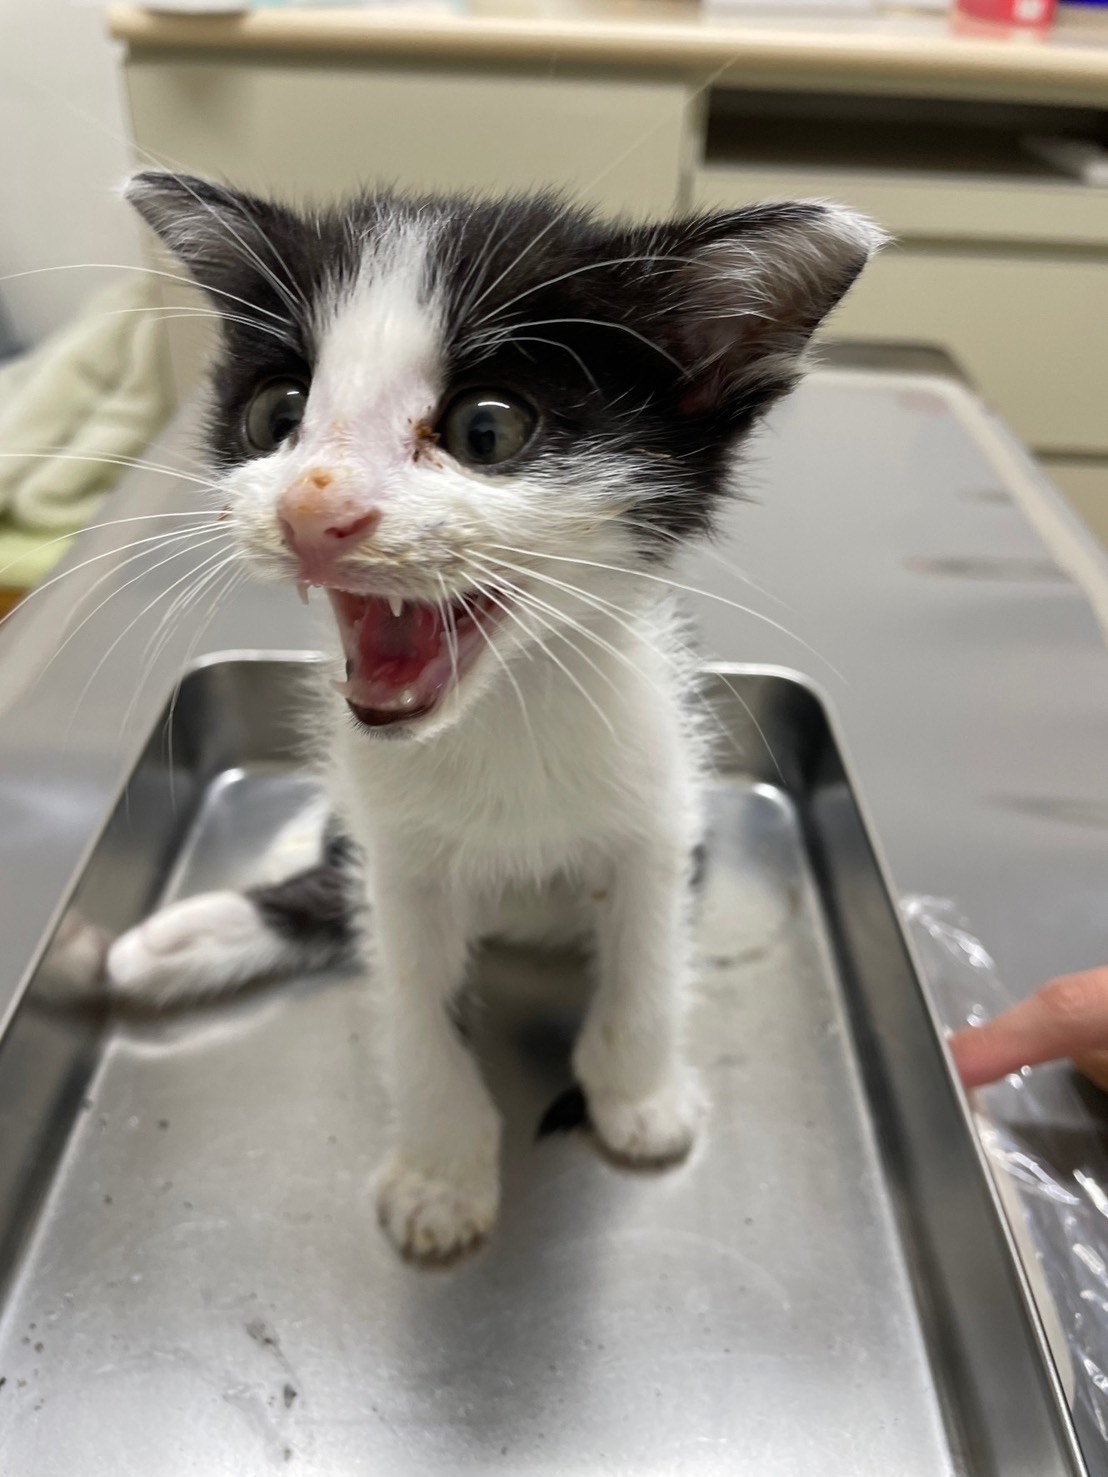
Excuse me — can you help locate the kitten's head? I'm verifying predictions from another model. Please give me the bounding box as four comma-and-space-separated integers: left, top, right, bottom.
127, 174, 882, 738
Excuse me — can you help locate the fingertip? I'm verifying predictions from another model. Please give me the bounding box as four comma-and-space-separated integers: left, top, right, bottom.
948, 1024, 1003, 1090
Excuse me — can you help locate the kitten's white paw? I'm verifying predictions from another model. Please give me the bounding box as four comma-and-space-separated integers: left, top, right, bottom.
377, 1156, 499, 1264
588, 1076, 704, 1166
106, 891, 285, 1005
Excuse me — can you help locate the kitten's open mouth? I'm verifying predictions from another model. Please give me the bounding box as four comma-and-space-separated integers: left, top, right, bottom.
326, 588, 500, 730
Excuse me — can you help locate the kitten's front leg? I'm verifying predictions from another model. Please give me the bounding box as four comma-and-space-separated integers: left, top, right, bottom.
371, 872, 500, 1262
573, 842, 703, 1165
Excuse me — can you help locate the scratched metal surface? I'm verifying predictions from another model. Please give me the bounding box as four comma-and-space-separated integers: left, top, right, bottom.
0, 364, 1104, 1471
0, 659, 1082, 1475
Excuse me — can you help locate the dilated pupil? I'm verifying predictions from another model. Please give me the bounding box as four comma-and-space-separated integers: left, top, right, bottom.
467, 410, 499, 462
271, 401, 301, 441
245, 381, 307, 453
437, 388, 534, 467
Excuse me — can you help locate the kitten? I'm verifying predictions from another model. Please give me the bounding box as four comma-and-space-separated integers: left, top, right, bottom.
109, 175, 881, 1260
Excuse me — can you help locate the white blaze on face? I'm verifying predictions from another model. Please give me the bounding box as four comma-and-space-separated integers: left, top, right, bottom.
300, 221, 445, 489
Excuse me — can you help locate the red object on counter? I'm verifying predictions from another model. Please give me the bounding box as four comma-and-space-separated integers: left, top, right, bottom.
954, 0, 1056, 29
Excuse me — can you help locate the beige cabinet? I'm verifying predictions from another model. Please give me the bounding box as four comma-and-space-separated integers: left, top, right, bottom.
126, 61, 687, 216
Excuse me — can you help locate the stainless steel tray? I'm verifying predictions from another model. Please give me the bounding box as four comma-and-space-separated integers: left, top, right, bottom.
0, 655, 1081, 1476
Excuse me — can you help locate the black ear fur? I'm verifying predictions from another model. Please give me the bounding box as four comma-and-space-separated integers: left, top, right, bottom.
124, 171, 303, 310
626, 201, 886, 416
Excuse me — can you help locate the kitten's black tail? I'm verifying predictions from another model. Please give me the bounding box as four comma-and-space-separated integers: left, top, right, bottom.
105, 829, 360, 1006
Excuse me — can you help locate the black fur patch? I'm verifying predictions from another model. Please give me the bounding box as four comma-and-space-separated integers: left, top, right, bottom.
127, 175, 876, 552
248, 829, 360, 949
536, 1083, 590, 1140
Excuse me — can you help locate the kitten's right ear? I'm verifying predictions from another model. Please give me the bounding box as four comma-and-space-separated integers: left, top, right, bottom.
124, 171, 288, 306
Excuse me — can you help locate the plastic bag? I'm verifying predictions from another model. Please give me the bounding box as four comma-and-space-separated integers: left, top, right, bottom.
903, 895, 1108, 1462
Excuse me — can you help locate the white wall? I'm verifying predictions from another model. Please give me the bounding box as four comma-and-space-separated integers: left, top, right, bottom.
0, 1, 142, 348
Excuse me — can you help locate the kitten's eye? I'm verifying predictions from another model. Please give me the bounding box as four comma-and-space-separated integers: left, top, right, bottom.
243, 378, 309, 454
440, 390, 535, 468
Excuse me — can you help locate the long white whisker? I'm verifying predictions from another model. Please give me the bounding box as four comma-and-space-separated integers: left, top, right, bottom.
49, 531, 234, 696
159, 172, 308, 323
487, 334, 600, 393
468, 549, 718, 688
469, 253, 701, 333
64, 538, 237, 739
0, 450, 217, 488
0, 510, 226, 588
466, 576, 618, 741
125, 550, 245, 737
97, 304, 297, 346
451, 199, 518, 322
157, 559, 248, 778
0, 262, 288, 325
618, 515, 791, 614
461, 43, 747, 324
469, 554, 717, 731
0, 521, 233, 625
10, 71, 308, 325
435, 573, 460, 689
484, 563, 781, 778
526, 579, 753, 764
483, 574, 631, 701
473, 551, 656, 641
454, 591, 543, 759
23, 445, 221, 482
486, 544, 844, 683
472, 317, 682, 372
140, 536, 243, 676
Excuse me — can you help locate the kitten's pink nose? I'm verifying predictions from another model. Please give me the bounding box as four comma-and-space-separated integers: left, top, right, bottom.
278, 468, 382, 570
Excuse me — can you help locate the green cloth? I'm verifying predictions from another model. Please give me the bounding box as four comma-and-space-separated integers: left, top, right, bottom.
0, 276, 174, 588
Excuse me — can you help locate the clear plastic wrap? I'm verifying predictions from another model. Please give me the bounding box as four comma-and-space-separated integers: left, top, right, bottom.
903, 895, 1108, 1466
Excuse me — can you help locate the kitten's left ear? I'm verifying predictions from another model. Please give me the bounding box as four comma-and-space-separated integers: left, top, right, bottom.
643, 201, 886, 415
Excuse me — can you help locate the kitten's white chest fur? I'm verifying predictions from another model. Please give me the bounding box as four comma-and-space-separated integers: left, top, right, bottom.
332, 593, 702, 886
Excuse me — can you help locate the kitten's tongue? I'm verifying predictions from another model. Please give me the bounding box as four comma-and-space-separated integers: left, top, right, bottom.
328, 590, 454, 726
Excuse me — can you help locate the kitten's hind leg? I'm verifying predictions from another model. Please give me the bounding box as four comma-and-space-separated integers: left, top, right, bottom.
106, 833, 360, 1006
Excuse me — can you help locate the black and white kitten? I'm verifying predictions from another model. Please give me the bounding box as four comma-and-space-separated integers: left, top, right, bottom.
108, 175, 881, 1261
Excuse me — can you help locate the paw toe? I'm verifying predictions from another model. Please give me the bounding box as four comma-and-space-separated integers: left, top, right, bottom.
377, 1159, 498, 1263
589, 1078, 703, 1167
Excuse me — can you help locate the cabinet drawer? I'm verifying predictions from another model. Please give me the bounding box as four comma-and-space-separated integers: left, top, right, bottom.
693, 169, 1108, 455
695, 159, 1108, 250
826, 251, 1108, 455
126, 61, 687, 215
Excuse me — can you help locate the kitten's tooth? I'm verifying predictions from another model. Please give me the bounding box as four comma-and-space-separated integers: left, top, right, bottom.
398, 687, 419, 709
388, 594, 403, 619
296, 582, 310, 606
